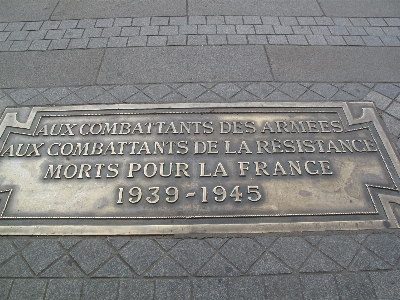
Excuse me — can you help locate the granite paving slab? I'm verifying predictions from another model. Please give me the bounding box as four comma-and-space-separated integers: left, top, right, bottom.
51, 0, 187, 20
0, 49, 103, 88
0, 0, 58, 22
319, 0, 400, 17
97, 46, 272, 84
188, 0, 323, 16
267, 46, 400, 82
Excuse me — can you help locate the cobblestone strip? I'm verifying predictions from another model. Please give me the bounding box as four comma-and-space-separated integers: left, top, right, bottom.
0, 16, 399, 51
0, 233, 399, 298
1, 82, 400, 150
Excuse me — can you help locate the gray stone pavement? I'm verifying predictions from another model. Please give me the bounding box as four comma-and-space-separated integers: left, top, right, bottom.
1, 0, 400, 299
1, 232, 400, 299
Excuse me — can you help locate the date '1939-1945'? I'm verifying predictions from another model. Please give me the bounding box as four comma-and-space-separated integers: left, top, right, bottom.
116, 185, 261, 204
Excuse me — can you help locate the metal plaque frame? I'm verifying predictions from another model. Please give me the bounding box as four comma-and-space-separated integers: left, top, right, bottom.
0, 102, 399, 235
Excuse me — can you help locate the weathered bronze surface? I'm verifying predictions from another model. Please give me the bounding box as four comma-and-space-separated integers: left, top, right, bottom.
0, 102, 399, 235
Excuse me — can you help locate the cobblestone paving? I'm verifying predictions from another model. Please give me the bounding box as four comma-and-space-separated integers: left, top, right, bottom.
0, 232, 400, 299
0, 16, 400, 50
2, 82, 400, 151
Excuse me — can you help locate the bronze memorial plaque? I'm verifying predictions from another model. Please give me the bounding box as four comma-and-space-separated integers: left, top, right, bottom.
0, 102, 399, 235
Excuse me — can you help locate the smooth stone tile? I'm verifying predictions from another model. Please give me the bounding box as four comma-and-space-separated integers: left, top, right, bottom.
97, 46, 272, 84
119, 279, 154, 300
193, 278, 228, 299
155, 279, 191, 300
8, 279, 47, 300
0, 49, 103, 88
46, 279, 82, 300
229, 277, 265, 300
82, 279, 119, 300
188, 0, 322, 16
319, 0, 400, 17
0, 0, 58, 22
0, 279, 13, 299
266, 46, 400, 82
265, 276, 303, 299
335, 273, 376, 300
301, 274, 339, 300
52, 0, 186, 19
370, 270, 400, 299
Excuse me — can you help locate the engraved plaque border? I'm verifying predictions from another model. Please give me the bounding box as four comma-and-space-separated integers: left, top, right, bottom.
0, 101, 399, 235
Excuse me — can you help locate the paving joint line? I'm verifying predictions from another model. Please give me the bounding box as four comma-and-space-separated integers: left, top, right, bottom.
94, 49, 106, 86
49, 0, 61, 22
263, 46, 275, 81
366, 272, 380, 299
315, 0, 325, 17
